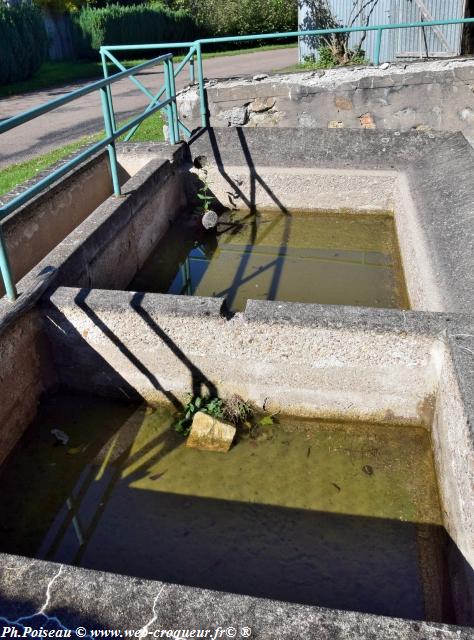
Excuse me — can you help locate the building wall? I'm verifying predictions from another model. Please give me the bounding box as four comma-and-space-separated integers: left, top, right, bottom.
298, 0, 467, 63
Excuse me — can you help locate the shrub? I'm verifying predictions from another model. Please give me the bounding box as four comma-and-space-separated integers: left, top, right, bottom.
177, 0, 297, 41
311, 44, 368, 68
0, 3, 48, 85
72, 3, 201, 59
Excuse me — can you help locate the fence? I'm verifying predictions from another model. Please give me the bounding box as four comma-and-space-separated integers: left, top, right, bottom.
0, 53, 182, 301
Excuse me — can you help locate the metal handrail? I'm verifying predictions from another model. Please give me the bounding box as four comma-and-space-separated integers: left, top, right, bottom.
101, 16, 474, 128
1, 17, 474, 302
0, 53, 179, 301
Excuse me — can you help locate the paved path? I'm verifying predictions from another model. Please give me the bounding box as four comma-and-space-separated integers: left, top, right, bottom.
0, 47, 296, 169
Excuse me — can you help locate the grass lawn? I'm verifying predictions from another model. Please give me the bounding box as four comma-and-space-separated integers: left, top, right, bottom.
0, 43, 297, 98
0, 111, 164, 197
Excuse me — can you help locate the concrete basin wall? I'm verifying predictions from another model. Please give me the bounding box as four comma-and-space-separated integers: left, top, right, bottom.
0, 309, 56, 467
0, 143, 186, 466
434, 343, 474, 624
0, 146, 161, 297
42, 289, 440, 425
40, 288, 474, 625
188, 165, 397, 212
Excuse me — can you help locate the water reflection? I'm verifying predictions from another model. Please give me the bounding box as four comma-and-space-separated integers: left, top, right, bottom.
129, 210, 409, 311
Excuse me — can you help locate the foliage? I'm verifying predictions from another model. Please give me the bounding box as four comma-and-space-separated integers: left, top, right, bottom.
195, 170, 214, 215
35, 0, 92, 16
165, 0, 297, 42
299, 0, 380, 65
71, 3, 201, 58
304, 44, 368, 69
0, 3, 48, 85
173, 395, 225, 436
172, 394, 254, 436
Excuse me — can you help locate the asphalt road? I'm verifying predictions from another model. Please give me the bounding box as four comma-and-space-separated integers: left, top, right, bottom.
0, 47, 297, 169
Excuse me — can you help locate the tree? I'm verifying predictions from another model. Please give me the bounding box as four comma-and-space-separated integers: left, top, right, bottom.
299, 0, 381, 64
34, 0, 93, 15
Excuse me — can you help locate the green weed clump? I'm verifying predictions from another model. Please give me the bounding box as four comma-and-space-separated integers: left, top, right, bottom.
301, 44, 368, 70
172, 394, 274, 437
173, 396, 225, 436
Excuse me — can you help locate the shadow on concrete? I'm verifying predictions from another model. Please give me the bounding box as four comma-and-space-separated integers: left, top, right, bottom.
74, 288, 183, 409
130, 291, 218, 399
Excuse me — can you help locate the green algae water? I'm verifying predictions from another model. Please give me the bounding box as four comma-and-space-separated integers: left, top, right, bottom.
0, 393, 453, 622
129, 210, 409, 312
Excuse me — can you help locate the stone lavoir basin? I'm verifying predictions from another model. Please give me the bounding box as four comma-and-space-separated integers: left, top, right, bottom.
0, 128, 473, 637
0, 392, 454, 622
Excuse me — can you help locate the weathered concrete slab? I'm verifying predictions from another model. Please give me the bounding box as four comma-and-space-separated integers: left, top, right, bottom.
1, 554, 472, 639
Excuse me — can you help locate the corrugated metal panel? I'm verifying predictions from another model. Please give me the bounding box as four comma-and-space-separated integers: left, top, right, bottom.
299, 0, 394, 63
326, 0, 395, 62
298, 0, 466, 63
394, 0, 466, 57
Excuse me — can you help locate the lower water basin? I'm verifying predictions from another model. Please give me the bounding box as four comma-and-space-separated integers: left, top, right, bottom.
129, 209, 409, 312
0, 392, 453, 622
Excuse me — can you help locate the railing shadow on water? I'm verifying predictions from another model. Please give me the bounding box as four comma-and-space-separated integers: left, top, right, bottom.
29, 286, 222, 565
203, 127, 292, 310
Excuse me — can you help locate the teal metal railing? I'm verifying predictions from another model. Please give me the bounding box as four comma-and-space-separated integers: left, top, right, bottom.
0, 53, 181, 301
101, 16, 474, 129
1, 16, 473, 303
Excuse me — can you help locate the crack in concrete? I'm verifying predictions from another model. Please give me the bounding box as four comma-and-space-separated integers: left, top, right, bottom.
38, 564, 63, 615
0, 564, 92, 638
137, 584, 166, 636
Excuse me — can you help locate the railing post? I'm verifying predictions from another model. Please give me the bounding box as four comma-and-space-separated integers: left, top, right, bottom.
169, 57, 180, 143
374, 28, 383, 65
195, 42, 207, 128
164, 59, 177, 145
189, 52, 195, 84
99, 86, 121, 197
100, 49, 117, 131
0, 227, 17, 301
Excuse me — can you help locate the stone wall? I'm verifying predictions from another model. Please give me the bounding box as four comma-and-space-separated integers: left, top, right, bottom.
178, 59, 474, 145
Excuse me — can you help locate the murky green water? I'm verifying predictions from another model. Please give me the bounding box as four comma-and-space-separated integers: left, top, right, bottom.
0, 393, 453, 622
129, 210, 409, 312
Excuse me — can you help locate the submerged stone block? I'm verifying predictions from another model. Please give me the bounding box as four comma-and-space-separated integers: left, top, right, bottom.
186, 411, 236, 452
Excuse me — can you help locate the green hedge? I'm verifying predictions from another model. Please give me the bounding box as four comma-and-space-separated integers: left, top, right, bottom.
72, 3, 201, 59
0, 3, 48, 85
170, 0, 297, 41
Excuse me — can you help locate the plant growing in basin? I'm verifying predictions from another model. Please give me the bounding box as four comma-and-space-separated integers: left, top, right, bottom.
196, 169, 218, 230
